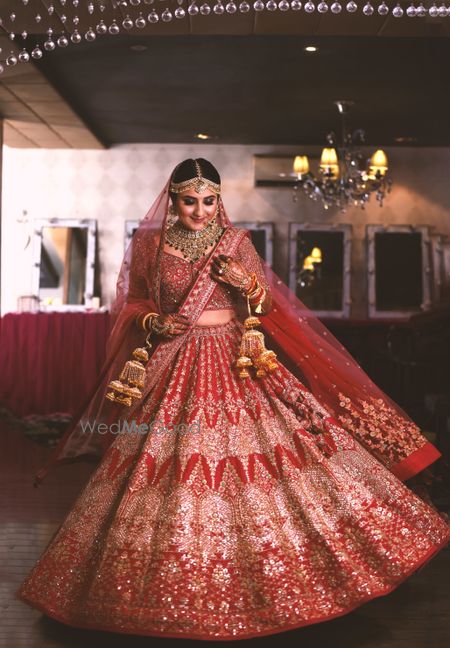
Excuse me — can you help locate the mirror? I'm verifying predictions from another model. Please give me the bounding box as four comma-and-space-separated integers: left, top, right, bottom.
32, 219, 97, 310
367, 225, 431, 317
235, 222, 274, 267
443, 241, 450, 299
288, 223, 352, 317
254, 155, 299, 187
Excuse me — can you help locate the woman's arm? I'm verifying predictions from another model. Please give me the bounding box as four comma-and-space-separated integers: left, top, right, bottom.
235, 232, 273, 316
126, 231, 157, 329
128, 231, 189, 337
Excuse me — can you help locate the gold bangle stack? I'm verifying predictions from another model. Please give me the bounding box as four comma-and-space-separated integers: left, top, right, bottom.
241, 273, 266, 314
240, 272, 258, 295
141, 311, 159, 332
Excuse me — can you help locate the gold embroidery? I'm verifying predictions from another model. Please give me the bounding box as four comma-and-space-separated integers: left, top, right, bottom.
337, 393, 427, 468
18, 319, 450, 640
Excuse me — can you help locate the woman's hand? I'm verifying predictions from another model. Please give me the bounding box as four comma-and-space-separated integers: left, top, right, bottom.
211, 254, 252, 292
152, 313, 191, 338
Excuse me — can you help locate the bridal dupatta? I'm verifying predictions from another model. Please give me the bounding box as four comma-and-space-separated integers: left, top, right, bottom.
33, 175, 441, 486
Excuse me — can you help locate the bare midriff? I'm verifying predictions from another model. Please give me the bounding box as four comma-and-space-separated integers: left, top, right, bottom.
196, 308, 236, 326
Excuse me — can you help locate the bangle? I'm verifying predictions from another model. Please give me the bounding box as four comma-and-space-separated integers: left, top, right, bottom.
248, 283, 264, 303
241, 272, 257, 296
254, 289, 267, 314
247, 281, 264, 304
247, 279, 262, 297
250, 289, 265, 309
142, 311, 159, 332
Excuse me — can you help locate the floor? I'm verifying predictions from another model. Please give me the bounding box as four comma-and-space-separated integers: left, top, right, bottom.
1, 419, 449, 648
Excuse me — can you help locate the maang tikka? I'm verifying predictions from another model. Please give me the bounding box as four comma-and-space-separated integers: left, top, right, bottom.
169, 160, 221, 195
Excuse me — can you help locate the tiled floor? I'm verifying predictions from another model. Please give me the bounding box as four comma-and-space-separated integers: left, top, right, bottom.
1, 420, 449, 648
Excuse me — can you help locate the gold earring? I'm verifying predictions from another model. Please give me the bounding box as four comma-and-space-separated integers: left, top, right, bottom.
168, 204, 178, 225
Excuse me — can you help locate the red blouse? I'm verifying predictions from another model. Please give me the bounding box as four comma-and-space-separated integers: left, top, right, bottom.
128, 227, 270, 315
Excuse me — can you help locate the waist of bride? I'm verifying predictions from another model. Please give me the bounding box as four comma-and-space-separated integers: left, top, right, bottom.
195, 308, 236, 326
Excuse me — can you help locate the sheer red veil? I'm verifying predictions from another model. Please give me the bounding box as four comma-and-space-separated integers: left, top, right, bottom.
33, 159, 441, 486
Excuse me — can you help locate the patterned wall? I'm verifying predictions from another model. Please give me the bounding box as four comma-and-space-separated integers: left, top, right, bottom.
2, 143, 450, 317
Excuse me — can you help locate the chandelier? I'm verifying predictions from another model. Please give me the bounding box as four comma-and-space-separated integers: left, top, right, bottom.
1, 2, 450, 73
292, 100, 392, 211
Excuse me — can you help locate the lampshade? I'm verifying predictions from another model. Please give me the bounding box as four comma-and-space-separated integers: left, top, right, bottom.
319, 148, 339, 179
320, 148, 338, 167
310, 247, 322, 263
293, 155, 310, 176
369, 149, 388, 177
302, 255, 315, 271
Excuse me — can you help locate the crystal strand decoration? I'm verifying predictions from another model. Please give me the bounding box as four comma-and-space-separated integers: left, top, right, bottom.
2, 0, 450, 73
330, 2, 342, 13
318, 1, 329, 11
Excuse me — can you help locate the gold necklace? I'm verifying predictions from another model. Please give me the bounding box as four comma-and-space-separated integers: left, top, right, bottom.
165, 215, 224, 262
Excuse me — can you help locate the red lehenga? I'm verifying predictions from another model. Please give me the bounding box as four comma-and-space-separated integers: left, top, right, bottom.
17, 184, 450, 641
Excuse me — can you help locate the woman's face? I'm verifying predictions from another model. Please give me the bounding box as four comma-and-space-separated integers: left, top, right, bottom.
173, 189, 218, 231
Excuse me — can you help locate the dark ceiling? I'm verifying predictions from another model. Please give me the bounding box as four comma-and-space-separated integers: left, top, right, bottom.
33, 34, 450, 147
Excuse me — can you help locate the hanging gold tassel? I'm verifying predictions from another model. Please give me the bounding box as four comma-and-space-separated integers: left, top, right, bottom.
105, 332, 153, 407
235, 297, 278, 379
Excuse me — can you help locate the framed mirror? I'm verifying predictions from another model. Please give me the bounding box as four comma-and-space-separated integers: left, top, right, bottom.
254, 155, 299, 187
441, 239, 450, 299
367, 225, 432, 318
430, 233, 445, 303
31, 218, 97, 310
288, 223, 352, 318
235, 222, 274, 267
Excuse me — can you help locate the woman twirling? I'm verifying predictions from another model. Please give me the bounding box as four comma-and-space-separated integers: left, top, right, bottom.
17, 158, 449, 641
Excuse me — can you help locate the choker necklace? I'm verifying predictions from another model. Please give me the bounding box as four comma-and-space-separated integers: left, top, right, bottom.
165, 215, 224, 262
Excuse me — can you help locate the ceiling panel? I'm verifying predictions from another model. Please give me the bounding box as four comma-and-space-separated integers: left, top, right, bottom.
379, 15, 449, 37
0, 35, 104, 148
24, 34, 450, 147
190, 13, 255, 35
1, 7, 450, 149
315, 13, 387, 36
254, 12, 321, 35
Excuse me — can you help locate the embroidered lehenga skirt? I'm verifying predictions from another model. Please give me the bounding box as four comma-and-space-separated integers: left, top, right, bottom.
18, 317, 450, 640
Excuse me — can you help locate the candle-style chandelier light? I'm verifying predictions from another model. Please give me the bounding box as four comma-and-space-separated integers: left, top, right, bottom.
292, 100, 392, 211
1, 2, 450, 73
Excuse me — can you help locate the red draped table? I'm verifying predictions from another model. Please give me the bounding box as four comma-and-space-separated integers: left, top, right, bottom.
0, 312, 110, 418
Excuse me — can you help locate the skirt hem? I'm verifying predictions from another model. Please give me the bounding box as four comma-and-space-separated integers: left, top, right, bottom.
16, 533, 450, 642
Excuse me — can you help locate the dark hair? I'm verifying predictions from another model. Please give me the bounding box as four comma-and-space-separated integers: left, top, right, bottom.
170, 158, 221, 202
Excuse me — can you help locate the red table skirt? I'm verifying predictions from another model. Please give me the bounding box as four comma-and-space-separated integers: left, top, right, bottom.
0, 312, 110, 418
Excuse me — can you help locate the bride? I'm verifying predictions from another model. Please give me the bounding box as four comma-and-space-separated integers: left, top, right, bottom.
17, 158, 449, 640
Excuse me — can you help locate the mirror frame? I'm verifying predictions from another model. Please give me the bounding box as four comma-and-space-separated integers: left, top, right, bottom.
288, 223, 352, 318
441, 239, 450, 297
430, 233, 445, 303
367, 224, 432, 319
31, 218, 97, 311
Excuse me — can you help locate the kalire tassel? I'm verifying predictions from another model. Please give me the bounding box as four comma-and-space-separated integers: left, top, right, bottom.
105, 332, 153, 407
235, 297, 278, 379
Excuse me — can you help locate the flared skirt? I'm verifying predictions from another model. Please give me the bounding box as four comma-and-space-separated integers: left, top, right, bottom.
17, 317, 450, 640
